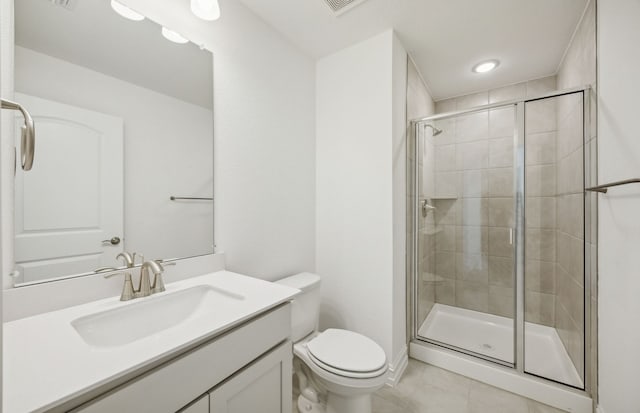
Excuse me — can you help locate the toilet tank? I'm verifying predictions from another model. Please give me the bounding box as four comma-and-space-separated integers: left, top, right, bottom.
275, 272, 321, 342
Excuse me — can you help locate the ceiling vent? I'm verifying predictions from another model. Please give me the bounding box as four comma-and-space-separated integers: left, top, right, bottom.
323, 0, 370, 16
49, 0, 77, 10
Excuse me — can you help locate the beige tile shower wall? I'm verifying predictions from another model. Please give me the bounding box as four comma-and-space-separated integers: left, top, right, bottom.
417, 127, 437, 323
553, 93, 586, 379
555, 0, 596, 384
407, 59, 436, 324
431, 77, 557, 321
524, 88, 559, 327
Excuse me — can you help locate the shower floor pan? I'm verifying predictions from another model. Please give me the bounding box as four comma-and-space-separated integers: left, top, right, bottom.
418, 304, 583, 388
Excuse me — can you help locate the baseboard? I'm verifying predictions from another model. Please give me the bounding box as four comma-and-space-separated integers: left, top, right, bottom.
386, 346, 408, 387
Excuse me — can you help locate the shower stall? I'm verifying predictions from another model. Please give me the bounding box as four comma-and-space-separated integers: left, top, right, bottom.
408, 87, 596, 409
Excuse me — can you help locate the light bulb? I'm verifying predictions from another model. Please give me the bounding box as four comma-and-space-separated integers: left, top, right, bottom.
110, 0, 145, 21
162, 27, 189, 44
472, 60, 500, 74
190, 0, 221, 21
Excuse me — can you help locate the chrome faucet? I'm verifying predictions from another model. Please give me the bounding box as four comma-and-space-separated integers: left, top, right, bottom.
104, 261, 161, 301
139, 260, 163, 297
150, 260, 177, 294
104, 253, 177, 301
104, 270, 136, 301
93, 252, 137, 274
116, 251, 137, 268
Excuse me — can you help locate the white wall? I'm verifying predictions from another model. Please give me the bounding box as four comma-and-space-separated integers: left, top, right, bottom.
1, 0, 14, 291
597, 0, 640, 411
1, 0, 316, 288
118, 0, 316, 281
391, 34, 409, 380
316, 29, 408, 378
14, 46, 214, 267
0, 0, 12, 403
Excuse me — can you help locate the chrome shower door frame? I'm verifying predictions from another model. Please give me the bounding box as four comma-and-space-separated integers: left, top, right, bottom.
407, 86, 593, 395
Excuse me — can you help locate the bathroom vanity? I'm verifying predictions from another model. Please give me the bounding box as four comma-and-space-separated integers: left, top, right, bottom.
2, 2, 301, 411
4, 1, 302, 411
3, 271, 299, 413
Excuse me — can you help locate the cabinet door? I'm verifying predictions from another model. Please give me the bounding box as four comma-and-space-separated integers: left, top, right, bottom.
178, 394, 209, 413
70, 306, 291, 413
210, 341, 292, 413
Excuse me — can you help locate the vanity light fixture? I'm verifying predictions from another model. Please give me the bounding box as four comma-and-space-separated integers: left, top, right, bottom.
161, 27, 189, 44
472, 59, 500, 74
110, 0, 145, 21
190, 0, 221, 21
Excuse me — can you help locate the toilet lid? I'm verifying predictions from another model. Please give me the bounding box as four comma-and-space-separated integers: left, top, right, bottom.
307, 329, 387, 373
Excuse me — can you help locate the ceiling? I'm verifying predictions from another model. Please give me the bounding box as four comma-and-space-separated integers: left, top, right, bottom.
237, 0, 589, 100
16, 0, 213, 109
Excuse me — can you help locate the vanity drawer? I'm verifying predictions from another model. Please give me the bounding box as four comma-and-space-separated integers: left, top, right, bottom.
70, 304, 291, 413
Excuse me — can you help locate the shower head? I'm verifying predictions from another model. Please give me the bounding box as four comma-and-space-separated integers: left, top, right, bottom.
424, 124, 443, 136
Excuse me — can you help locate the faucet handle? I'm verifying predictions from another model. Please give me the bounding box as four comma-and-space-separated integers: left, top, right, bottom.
150, 260, 176, 294
116, 252, 135, 268
116, 251, 146, 268
133, 253, 145, 266
155, 259, 176, 267
103, 271, 136, 301
94, 267, 119, 273
103, 270, 127, 279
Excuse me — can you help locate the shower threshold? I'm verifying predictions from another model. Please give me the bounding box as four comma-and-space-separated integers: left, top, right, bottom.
418, 304, 583, 388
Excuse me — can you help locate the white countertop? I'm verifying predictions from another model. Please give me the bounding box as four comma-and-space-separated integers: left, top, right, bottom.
3, 271, 299, 413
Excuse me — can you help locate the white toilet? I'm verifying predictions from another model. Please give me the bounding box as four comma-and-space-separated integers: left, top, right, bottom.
276, 273, 388, 413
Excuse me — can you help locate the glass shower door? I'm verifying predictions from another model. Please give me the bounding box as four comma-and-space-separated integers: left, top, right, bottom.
523, 92, 586, 388
415, 104, 518, 365
411, 87, 593, 393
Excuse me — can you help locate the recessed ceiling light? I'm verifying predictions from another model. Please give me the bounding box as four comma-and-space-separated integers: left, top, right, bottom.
161, 27, 189, 44
191, 0, 221, 21
110, 0, 145, 21
472, 60, 500, 74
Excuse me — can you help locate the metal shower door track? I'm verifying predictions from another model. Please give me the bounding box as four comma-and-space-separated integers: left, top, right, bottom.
408, 85, 592, 394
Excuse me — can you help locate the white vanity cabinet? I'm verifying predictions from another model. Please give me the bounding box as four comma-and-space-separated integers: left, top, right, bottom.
70, 304, 293, 413
209, 340, 292, 413
177, 342, 292, 413
178, 395, 209, 413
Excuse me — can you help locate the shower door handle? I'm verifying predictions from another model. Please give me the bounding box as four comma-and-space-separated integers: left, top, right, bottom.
509, 228, 514, 245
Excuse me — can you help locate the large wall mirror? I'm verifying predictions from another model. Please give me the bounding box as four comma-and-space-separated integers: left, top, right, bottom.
11, 0, 214, 286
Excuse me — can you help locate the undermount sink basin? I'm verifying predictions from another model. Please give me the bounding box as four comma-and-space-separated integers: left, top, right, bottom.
71, 285, 244, 348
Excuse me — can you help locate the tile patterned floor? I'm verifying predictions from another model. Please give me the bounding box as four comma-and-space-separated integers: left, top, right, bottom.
294, 358, 567, 413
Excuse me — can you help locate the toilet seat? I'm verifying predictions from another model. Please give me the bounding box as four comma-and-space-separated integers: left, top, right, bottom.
294, 341, 388, 395
307, 352, 388, 379
306, 329, 387, 379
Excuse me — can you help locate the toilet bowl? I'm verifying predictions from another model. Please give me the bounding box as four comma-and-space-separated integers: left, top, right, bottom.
276, 273, 388, 413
